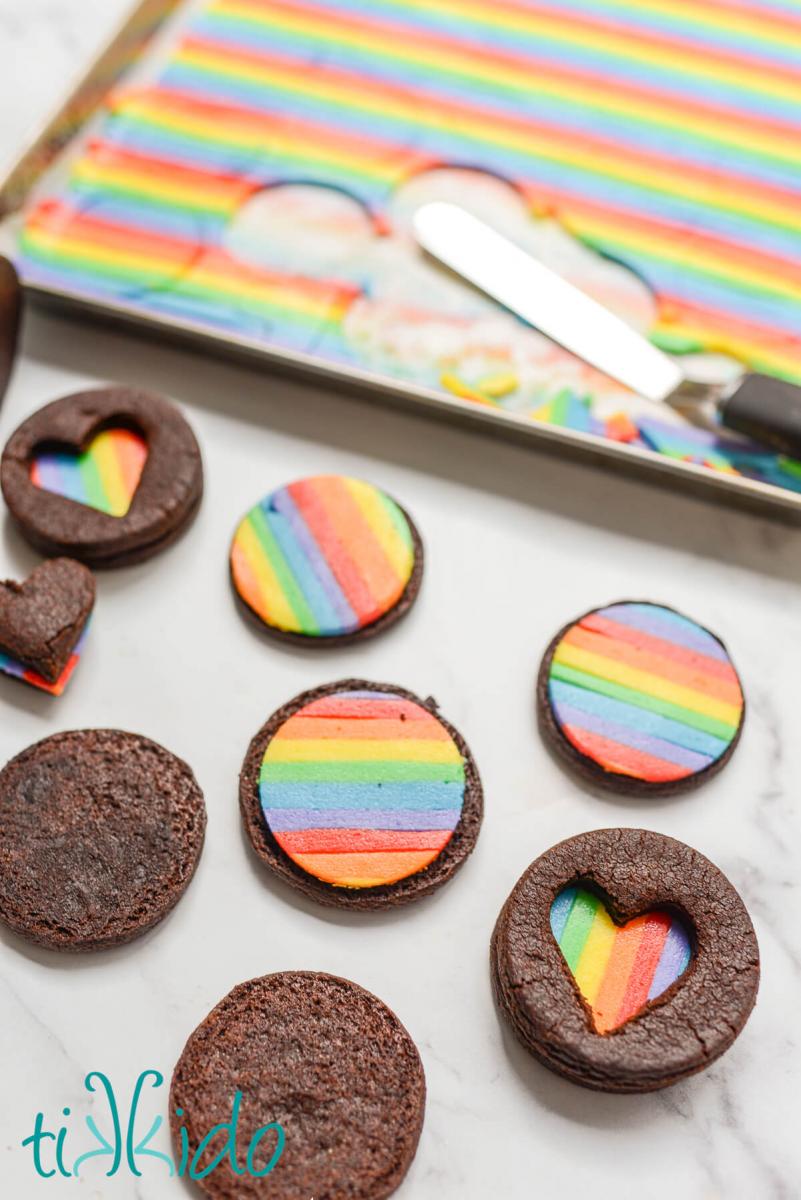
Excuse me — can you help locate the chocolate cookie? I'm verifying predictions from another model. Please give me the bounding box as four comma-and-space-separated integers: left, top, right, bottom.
230, 475, 423, 645
1, 386, 203, 566
0, 730, 206, 951
537, 600, 745, 796
240, 680, 482, 910
0, 255, 21, 404
170, 971, 425, 1199
0, 558, 95, 693
491, 828, 759, 1093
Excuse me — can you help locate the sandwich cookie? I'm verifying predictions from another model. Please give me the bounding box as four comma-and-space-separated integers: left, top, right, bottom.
491, 828, 759, 1093
230, 475, 423, 645
240, 680, 482, 909
1, 387, 203, 566
170, 971, 425, 1200
0, 730, 206, 950
537, 600, 744, 795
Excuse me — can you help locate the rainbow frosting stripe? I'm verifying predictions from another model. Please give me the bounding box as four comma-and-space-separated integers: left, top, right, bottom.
30, 427, 148, 517
13, 0, 801, 494
0, 625, 89, 697
231, 475, 416, 636
259, 687, 466, 887
547, 602, 744, 784
551, 885, 692, 1033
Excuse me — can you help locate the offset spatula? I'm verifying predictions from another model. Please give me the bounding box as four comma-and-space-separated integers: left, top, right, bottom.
413, 202, 801, 459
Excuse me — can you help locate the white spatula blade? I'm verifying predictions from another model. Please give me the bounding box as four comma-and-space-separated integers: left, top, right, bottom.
413, 202, 684, 403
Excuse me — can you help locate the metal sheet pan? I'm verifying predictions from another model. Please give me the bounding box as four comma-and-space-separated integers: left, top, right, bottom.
1, 0, 800, 522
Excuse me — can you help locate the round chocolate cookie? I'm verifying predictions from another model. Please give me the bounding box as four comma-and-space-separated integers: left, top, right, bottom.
492, 828, 759, 1093
230, 475, 423, 645
1, 386, 203, 566
0, 730, 206, 951
240, 679, 482, 910
170, 971, 426, 1199
537, 600, 745, 796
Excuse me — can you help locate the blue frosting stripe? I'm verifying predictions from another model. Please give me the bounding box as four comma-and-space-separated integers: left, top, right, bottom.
549, 886, 577, 942
261, 781, 464, 810
551, 698, 714, 770
548, 678, 729, 759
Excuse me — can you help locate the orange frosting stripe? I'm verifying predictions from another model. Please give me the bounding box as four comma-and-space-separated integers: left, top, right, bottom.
291, 848, 443, 885
591, 920, 647, 1035
309, 475, 402, 611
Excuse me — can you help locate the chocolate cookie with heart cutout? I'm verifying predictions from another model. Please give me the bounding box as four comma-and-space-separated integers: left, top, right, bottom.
0, 387, 203, 566
0, 558, 95, 691
0, 255, 21, 405
491, 828, 759, 1093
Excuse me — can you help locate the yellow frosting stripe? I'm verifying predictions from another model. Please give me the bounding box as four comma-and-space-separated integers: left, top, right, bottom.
265, 738, 464, 763
553, 641, 740, 727
572, 901, 618, 1006
89, 429, 131, 518
234, 519, 298, 631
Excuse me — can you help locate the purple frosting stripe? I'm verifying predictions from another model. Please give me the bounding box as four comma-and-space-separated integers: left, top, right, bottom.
597, 603, 730, 662
269, 486, 356, 628
648, 919, 693, 1000
266, 807, 461, 831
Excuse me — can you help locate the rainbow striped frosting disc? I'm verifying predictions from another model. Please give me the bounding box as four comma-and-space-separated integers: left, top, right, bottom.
30, 427, 147, 517
545, 602, 744, 786
259, 686, 466, 888
551, 886, 692, 1034
231, 475, 420, 639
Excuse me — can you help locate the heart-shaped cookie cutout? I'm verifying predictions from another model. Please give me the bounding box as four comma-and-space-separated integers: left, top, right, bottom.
30, 426, 148, 517
551, 886, 692, 1033
0, 558, 95, 693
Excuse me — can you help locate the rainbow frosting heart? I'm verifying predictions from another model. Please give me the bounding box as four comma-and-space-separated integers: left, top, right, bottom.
259, 688, 466, 887
30, 427, 147, 517
547, 602, 744, 785
550, 886, 692, 1034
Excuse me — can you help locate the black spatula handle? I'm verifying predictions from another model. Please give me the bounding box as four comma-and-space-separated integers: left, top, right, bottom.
720, 373, 801, 460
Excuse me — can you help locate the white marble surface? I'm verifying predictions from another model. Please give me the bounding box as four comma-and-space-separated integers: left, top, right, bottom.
1, 4, 801, 1198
